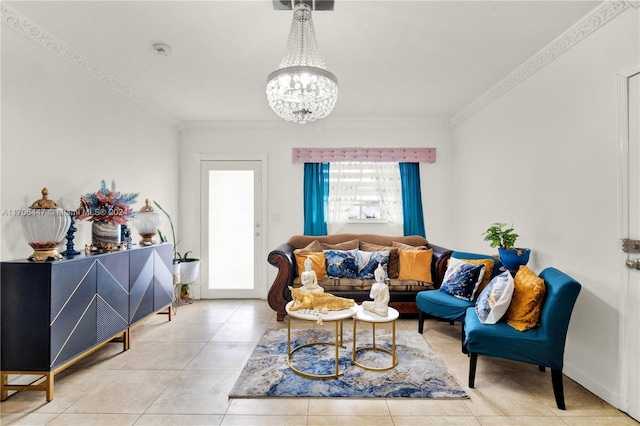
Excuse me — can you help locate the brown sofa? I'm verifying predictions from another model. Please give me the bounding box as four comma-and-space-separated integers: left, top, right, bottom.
267, 234, 453, 321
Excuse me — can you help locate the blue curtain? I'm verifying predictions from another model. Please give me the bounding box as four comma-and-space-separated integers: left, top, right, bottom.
399, 162, 426, 237
303, 163, 329, 235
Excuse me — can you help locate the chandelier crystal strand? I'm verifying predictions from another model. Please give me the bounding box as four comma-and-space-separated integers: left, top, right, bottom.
266, 3, 338, 124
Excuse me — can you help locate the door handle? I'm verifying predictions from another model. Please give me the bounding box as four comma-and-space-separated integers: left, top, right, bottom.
626, 258, 640, 270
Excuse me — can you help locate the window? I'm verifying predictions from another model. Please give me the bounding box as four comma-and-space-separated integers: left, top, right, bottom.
327, 162, 403, 233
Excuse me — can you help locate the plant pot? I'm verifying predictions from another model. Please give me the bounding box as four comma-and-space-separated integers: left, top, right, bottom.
498, 248, 531, 270
179, 260, 200, 284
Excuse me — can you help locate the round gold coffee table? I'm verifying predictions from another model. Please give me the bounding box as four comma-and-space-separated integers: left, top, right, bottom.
285, 301, 359, 379
352, 305, 399, 371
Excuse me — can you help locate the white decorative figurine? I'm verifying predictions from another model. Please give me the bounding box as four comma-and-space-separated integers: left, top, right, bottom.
363, 262, 390, 316
300, 257, 324, 294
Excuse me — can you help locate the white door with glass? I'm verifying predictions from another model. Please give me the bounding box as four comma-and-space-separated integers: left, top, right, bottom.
200, 159, 265, 299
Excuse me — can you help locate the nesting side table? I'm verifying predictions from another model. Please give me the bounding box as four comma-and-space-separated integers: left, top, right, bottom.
352, 306, 399, 371
285, 301, 359, 379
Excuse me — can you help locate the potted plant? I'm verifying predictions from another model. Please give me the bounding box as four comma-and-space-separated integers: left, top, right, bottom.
482, 222, 530, 270
153, 201, 200, 299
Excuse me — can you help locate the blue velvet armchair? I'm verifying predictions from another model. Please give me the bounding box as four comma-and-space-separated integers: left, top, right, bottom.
416, 252, 503, 345
464, 267, 581, 410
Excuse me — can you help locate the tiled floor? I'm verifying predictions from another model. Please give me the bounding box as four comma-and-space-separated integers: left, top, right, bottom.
1, 299, 637, 425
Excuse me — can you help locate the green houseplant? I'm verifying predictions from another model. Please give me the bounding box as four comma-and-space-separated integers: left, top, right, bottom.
482, 222, 530, 270
153, 201, 200, 299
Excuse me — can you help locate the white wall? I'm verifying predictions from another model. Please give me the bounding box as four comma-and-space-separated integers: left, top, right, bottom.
179, 120, 454, 297
1, 26, 180, 261
450, 7, 639, 407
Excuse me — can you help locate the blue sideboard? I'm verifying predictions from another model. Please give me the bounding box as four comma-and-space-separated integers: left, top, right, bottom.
0, 243, 173, 401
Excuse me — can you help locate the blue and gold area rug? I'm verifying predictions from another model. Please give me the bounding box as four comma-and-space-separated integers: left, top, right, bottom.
229, 327, 468, 399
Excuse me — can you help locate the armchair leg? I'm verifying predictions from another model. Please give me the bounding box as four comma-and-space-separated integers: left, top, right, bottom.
468, 352, 478, 388
539, 365, 546, 372
461, 324, 468, 354
551, 368, 566, 410
418, 311, 424, 334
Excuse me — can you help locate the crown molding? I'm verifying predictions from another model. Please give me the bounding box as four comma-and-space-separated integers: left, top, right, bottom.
1, 4, 183, 128
448, 0, 633, 130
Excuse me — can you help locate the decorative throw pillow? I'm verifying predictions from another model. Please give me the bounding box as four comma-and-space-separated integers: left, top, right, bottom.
397, 248, 433, 283
506, 266, 547, 331
324, 249, 359, 279
458, 258, 495, 297
360, 242, 399, 278
320, 239, 359, 251
475, 271, 515, 324
439, 259, 486, 300
356, 250, 389, 280
294, 251, 327, 283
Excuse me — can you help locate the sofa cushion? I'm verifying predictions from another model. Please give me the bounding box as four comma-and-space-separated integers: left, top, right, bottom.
416, 289, 474, 322
398, 248, 433, 283
475, 271, 514, 324
293, 251, 327, 283
356, 250, 389, 280
506, 266, 547, 331
294, 239, 323, 253
360, 242, 399, 278
320, 239, 359, 251
324, 249, 359, 278
439, 258, 485, 300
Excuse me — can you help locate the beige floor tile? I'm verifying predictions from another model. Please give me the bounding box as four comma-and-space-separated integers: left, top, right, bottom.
226, 398, 309, 416
307, 415, 394, 425
117, 341, 206, 370
221, 414, 308, 425
386, 399, 473, 416
184, 342, 257, 371
45, 413, 141, 425
560, 416, 640, 424
145, 370, 237, 415
0, 412, 60, 425
392, 416, 481, 425
307, 398, 390, 416
461, 373, 555, 417
133, 319, 224, 343
65, 370, 178, 414
211, 322, 270, 343
135, 413, 224, 425
476, 415, 567, 425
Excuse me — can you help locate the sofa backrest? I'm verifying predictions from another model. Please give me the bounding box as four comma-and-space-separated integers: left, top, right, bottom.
287, 234, 428, 249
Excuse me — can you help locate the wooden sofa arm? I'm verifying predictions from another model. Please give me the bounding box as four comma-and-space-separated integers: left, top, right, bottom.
267, 242, 295, 321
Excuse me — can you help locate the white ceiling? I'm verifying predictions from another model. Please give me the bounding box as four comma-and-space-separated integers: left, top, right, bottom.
6, 0, 602, 125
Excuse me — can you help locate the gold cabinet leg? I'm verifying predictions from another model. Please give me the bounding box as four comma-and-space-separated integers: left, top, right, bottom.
1, 372, 8, 401
45, 373, 53, 402
123, 329, 131, 351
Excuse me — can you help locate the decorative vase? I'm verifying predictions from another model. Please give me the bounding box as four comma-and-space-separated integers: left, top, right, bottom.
92, 221, 121, 249
20, 188, 71, 261
498, 248, 531, 270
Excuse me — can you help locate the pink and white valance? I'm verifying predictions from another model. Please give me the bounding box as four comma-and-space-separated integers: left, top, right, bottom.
292, 147, 436, 163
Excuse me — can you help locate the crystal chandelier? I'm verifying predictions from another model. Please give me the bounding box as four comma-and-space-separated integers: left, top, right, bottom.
266, 2, 338, 124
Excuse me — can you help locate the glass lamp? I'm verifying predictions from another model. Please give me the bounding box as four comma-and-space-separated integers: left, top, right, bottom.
20, 188, 71, 261
135, 199, 160, 245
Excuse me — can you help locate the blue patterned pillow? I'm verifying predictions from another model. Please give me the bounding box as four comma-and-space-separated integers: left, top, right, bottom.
356, 250, 389, 280
475, 271, 514, 324
324, 249, 358, 278
439, 260, 486, 301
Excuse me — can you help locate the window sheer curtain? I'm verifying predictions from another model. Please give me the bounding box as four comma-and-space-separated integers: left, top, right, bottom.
303, 163, 329, 235
327, 162, 360, 234
371, 162, 403, 234
327, 162, 403, 234
399, 162, 426, 237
